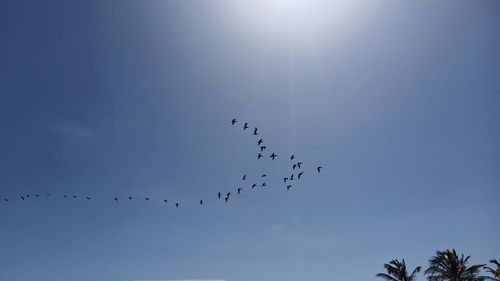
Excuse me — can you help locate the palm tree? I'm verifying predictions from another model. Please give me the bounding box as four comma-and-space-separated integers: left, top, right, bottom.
484, 259, 500, 281
425, 249, 485, 281
377, 259, 421, 281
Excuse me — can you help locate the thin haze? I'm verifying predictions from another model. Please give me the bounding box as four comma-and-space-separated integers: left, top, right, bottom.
0, 1, 499, 281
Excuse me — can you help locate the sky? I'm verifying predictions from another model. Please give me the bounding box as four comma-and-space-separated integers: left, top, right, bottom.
0, 1, 499, 281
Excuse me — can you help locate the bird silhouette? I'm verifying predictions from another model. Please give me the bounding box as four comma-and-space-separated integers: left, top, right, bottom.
72, 195, 77, 198
260, 146, 267, 152
262, 182, 267, 187
243, 122, 249, 130
164, 199, 168, 203
86, 197, 91, 200
290, 174, 295, 181
227, 192, 231, 197
257, 153, 263, 159
251, 183, 257, 189
26, 195, 30, 198
270, 153, 277, 160
217, 192, 222, 199
284, 177, 288, 183
292, 164, 297, 170
114, 197, 118, 202
145, 197, 150, 201
46, 193, 51, 196
257, 139, 263, 145
63, 195, 68, 198
35, 194, 40, 197
253, 127, 258, 135
261, 174, 267, 177
242, 174, 247, 180
231, 118, 237, 125
199, 200, 203, 205
21, 196, 25, 200
3, 198, 8, 202
224, 196, 229, 202
237, 188, 242, 194
297, 162, 303, 168
129, 196, 133, 200
291, 155, 295, 160
175, 203, 179, 208
298, 172, 303, 179
317, 166, 322, 173
286, 185, 292, 190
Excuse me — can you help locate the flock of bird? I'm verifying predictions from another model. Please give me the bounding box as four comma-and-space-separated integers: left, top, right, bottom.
0, 119, 323, 209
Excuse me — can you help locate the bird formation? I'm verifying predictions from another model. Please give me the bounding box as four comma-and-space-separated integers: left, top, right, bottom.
0, 118, 323, 209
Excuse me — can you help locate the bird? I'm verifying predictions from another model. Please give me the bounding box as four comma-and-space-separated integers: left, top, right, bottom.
291, 154, 295, 160
3, 198, 8, 202
129, 196, 133, 200
26, 195, 30, 198
145, 197, 150, 201
199, 200, 203, 205
35, 194, 40, 197
317, 166, 322, 173
253, 127, 258, 135
243, 122, 249, 130
298, 172, 303, 179
114, 197, 118, 202
72, 195, 77, 198
251, 183, 257, 189
21, 196, 25, 200
297, 162, 303, 168
63, 195, 68, 198
261, 174, 266, 177
262, 182, 267, 187
217, 192, 222, 199
260, 146, 267, 152
270, 153, 277, 160
290, 174, 295, 181
231, 118, 237, 125
227, 192, 231, 197
175, 203, 179, 208
46, 193, 51, 196
242, 174, 247, 180
257, 153, 263, 159
286, 185, 292, 190
86, 197, 91, 200
292, 164, 297, 170
257, 139, 263, 145
237, 188, 242, 194
283, 177, 288, 183
224, 196, 229, 202
163, 199, 168, 203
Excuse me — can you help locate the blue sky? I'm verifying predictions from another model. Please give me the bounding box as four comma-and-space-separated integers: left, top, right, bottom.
0, 1, 499, 281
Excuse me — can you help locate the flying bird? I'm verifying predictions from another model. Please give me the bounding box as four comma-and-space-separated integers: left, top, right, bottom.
317, 166, 322, 173
86, 197, 91, 200
199, 200, 203, 205
218, 192, 222, 199
243, 122, 249, 130
231, 118, 237, 125
297, 162, 303, 168
175, 203, 179, 208
35, 194, 40, 197
242, 174, 247, 180
46, 193, 51, 196
3, 198, 8, 202
72, 195, 77, 198
129, 196, 133, 200
298, 172, 303, 179
270, 153, 277, 160
286, 185, 292, 190
237, 188, 242, 194
260, 146, 267, 152
164, 199, 168, 203
251, 183, 257, 189
284, 177, 288, 183
253, 127, 258, 135
21, 196, 25, 200
292, 164, 297, 170
145, 197, 150, 201
224, 196, 229, 202
26, 195, 30, 198
257, 139, 263, 145
227, 192, 231, 197
290, 174, 295, 181
257, 153, 263, 159
63, 195, 68, 198
262, 182, 267, 187
261, 174, 266, 177
114, 197, 118, 202
291, 155, 295, 160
